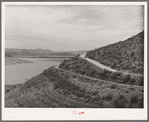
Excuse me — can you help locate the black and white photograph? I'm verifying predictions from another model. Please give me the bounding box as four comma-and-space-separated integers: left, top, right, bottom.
2, 2, 148, 120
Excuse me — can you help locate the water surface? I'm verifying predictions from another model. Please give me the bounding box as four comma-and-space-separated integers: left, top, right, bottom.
5, 58, 66, 85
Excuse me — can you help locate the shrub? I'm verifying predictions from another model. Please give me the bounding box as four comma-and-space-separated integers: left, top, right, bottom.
6, 89, 10, 93
74, 64, 81, 69
71, 73, 78, 78
129, 87, 136, 91
138, 95, 143, 108
79, 69, 86, 75
90, 70, 96, 77
92, 91, 98, 96
84, 95, 92, 100
126, 91, 129, 93
129, 77, 136, 85
111, 72, 121, 78
76, 54, 80, 57
128, 94, 143, 108
53, 74, 71, 89
138, 76, 144, 86
102, 93, 113, 101
122, 74, 131, 84
113, 94, 128, 108
91, 96, 101, 103
75, 92, 85, 98
110, 84, 118, 89
130, 95, 139, 103
111, 62, 116, 68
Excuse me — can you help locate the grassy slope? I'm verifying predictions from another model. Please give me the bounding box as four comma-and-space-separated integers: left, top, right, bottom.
59, 56, 143, 86
5, 67, 143, 108
86, 31, 144, 74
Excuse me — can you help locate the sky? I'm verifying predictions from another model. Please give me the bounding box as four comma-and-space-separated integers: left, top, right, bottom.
5, 5, 144, 51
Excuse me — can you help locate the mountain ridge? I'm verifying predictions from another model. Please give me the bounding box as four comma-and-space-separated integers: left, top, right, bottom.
5, 48, 88, 58
86, 31, 144, 74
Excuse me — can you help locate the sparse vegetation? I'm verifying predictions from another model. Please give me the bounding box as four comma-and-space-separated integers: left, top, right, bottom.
5, 67, 143, 108
59, 56, 143, 86
114, 94, 128, 108
128, 94, 143, 108
5, 31, 144, 108
110, 84, 118, 89
102, 92, 113, 101
86, 31, 144, 74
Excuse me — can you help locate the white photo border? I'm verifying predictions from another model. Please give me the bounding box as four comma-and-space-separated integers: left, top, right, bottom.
2, 2, 148, 120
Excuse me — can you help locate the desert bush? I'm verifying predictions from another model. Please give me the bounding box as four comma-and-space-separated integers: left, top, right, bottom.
129, 77, 136, 85
122, 74, 131, 84
53, 73, 71, 89
111, 72, 122, 79
90, 96, 101, 103
102, 93, 113, 101
130, 95, 139, 103
111, 62, 116, 68
71, 73, 78, 78
129, 87, 136, 91
113, 94, 128, 108
79, 69, 86, 75
75, 92, 85, 98
84, 95, 92, 102
138, 76, 144, 86
76, 54, 80, 57
6, 89, 10, 93
110, 84, 118, 89
89, 70, 96, 77
74, 64, 81, 69
138, 95, 143, 108
128, 94, 143, 108
92, 91, 98, 96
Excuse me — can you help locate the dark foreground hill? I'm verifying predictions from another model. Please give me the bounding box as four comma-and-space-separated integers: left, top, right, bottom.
86, 31, 144, 74
5, 67, 143, 108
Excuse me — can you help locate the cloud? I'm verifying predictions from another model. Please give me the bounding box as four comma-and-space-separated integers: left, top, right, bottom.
5, 5, 144, 51
87, 26, 105, 30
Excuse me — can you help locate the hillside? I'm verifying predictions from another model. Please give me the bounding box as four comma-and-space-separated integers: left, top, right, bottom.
59, 56, 143, 86
86, 31, 144, 74
5, 67, 143, 108
5, 32, 144, 108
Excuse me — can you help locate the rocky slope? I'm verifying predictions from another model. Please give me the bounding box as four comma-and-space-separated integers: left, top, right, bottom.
59, 56, 143, 86
5, 67, 143, 108
86, 31, 144, 74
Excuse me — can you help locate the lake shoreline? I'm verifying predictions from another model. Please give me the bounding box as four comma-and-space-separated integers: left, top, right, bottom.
5, 57, 70, 85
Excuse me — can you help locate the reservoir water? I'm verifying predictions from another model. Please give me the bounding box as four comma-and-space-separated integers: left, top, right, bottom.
5, 58, 68, 85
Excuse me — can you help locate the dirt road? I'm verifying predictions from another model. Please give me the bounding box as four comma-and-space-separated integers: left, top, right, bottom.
80, 53, 142, 77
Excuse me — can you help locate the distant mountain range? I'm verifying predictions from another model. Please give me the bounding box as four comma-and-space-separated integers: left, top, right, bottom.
5, 48, 88, 58
5, 48, 53, 58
